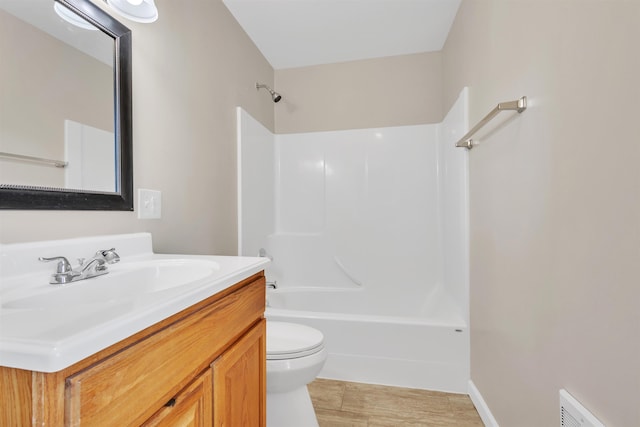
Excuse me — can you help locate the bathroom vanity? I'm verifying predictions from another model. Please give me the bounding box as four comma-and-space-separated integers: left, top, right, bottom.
0, 233, 269, 426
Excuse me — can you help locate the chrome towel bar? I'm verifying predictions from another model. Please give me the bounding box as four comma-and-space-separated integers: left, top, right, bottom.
0, 151, 68, 168
456, 96, 527, 149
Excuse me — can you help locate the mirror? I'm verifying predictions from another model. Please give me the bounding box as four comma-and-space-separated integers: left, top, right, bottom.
0, 0, 132, 210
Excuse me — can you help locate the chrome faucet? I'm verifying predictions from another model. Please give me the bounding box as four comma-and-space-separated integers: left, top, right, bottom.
39, 248, 120, 285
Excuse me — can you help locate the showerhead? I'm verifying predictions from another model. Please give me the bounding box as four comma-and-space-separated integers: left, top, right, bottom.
256, 83, 282, 103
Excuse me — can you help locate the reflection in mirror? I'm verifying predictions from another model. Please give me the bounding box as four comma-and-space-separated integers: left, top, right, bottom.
1, 1, 114, 191
0, 0, 132, 210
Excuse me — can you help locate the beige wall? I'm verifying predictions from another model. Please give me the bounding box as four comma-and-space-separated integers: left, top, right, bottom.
0, 0, 274, 255
275, 52, 442, 133
443, 1, 639, 426
0, 10, 112, 187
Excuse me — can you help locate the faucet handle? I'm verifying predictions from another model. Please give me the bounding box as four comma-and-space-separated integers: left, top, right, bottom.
97, 248, 120, 264
38, 256, 73, 273
39, 256, 80, 284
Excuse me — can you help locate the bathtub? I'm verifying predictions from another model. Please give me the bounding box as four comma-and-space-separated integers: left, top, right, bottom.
265, 285, 470, 393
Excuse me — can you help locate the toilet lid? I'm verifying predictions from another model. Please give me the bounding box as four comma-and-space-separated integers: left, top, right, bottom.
267, 321, 324, 360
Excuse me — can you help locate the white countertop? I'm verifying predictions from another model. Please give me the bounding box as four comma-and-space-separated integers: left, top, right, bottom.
0, 233, 269, 373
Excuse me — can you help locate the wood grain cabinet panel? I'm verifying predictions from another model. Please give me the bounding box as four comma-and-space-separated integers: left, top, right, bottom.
143, 369, 213, 427
212, 319, 266, 427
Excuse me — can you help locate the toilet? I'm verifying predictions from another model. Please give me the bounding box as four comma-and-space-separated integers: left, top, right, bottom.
266, 321, 328, 427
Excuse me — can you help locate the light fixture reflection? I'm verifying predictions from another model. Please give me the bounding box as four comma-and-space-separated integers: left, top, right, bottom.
54, 0, 158, 30
105, 0, 159, 23
54, 3, 98, 31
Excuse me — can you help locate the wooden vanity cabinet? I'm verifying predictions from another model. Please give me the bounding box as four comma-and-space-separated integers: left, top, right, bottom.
0, 272, 266, 427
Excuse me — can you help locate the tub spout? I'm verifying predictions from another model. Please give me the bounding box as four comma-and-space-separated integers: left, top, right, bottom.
258, 248, 273, 261
266, 280, 277, 290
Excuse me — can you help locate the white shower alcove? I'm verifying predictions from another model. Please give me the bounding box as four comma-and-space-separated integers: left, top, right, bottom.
237, 88, 469, 393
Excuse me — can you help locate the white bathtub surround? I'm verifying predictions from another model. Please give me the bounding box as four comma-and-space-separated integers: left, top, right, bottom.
267, 287, 468, 392
237, 88, 470, 393
439, 88, 470, 320
237, 108, 275, 262
0, 233, 269, 372
266, 285, 462, 322
468, 380, 499, 427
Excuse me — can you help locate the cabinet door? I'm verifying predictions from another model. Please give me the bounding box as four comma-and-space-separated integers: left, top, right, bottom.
212, 320, 266, 427
143, 368, 213, 427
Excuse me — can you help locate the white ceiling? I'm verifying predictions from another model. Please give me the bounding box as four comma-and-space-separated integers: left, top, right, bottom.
222, 0, 462, 70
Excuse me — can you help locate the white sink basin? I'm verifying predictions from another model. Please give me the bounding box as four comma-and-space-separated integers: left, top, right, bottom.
0, 233, 270, 373
2, 259, 221, 310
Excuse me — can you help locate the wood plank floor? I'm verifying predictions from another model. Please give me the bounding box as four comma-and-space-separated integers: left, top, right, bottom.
308, 379, 484, 427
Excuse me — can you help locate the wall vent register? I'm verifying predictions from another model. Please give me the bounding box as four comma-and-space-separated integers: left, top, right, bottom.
559, 389, 605, 427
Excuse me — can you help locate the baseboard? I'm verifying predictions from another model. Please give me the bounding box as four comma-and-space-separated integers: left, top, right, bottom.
468, 380, 499, 427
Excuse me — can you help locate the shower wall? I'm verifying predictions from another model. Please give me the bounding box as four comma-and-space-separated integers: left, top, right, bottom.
238, 88, 468, 315
237, 107, 275, 260
272, 125, 441, 300
438, 88, 469, 318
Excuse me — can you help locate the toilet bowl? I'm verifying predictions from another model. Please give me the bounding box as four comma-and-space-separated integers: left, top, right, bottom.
267, 321, 328, 427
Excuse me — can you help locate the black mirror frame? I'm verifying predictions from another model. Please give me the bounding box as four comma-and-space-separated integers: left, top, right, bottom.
0, 0, 133, 210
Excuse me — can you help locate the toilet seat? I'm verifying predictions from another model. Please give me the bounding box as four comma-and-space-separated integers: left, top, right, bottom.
267, 321, 324, 360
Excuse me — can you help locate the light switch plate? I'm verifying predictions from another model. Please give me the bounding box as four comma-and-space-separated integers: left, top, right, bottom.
138, 189, 162, 219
